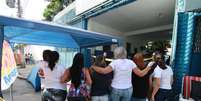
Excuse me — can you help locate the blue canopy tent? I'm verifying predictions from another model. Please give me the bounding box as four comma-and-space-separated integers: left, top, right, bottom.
0, 15, 121, 94
0, 15, 120, 48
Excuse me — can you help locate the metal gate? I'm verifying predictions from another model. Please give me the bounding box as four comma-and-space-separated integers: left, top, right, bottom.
190, 15, 201, 76
172, 12, 201, 97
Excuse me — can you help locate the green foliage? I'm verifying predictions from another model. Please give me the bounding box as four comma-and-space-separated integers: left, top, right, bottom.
147, 40, 170, 54
14, 44, 26, 50
43, 0, 63, 21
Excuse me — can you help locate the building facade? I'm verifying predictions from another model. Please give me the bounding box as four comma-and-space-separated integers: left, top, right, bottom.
54, 0, 174, 52
54, 0, 201, 99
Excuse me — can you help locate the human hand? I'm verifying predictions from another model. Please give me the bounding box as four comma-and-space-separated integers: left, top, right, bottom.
147, 61, 155, 67
38, 69, 44, 78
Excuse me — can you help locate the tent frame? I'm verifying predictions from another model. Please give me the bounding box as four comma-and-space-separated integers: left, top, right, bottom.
0, 15, 121, 97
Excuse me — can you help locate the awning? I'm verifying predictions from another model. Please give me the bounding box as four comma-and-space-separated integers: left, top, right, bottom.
0, 15, 120, 48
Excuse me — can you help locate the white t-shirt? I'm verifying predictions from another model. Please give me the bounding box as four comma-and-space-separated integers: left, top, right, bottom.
153, 65, 173, 90
109, 59, 137, 89
41, 63, 66, 90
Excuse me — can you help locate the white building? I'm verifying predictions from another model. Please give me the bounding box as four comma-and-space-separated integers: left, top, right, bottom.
53, 0, 201, 99
53, 0, 175, 54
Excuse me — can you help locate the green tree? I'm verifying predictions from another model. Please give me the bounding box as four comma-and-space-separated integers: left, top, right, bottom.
150, 40, 170, 54
43, 0, 63, 21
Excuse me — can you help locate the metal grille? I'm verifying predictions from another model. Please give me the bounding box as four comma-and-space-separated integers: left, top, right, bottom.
193, 17, 201, 53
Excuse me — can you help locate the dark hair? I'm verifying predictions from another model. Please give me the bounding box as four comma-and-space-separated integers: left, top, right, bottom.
70, 53, 84, 89
155, 53, 167, 70
94, 55, 106, 67
42, 50, 51, 61
48, 51, 59, 71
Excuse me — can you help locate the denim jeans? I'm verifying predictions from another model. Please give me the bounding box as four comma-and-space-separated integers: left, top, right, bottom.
111, 87, 133, 101
131, 97, 147, 101
42, 88, 67, 101
91, 94, 109, 101
155, 89, 171, 101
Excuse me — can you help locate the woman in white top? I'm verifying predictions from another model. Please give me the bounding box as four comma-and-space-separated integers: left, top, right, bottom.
38, 50, 67, 101
92, 47, 154, 101
151, 53, 173, 101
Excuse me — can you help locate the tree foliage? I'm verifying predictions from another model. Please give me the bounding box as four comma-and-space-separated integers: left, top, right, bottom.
148, 40, 170, 54
14, 44, 27, 50
43, 0, 63, 21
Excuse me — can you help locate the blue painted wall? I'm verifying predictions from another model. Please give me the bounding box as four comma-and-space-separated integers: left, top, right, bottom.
172, 12, 195, 93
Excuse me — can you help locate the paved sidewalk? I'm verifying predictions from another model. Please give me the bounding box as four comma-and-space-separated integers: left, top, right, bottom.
2, 78, 41, 101
2, 65, 41, 101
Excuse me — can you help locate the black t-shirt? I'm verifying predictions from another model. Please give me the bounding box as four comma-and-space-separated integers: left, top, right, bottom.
132, 67, 154, 98
90, 71, 113, 96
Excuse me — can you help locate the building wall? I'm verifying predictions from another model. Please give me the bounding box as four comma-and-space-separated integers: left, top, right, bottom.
75, 0, 108, 15
125, 31, 172, 53
88, 19, 123, 36
88, 18, 172, 53
53, 2, 76, 24
24, 45, 55, 61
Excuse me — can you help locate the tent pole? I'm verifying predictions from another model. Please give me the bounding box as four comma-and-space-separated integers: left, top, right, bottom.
0, 25, 4, 98
10, 84, 14, 101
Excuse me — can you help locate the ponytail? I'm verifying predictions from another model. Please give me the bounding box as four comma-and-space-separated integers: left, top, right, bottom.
48, 51, 59, 71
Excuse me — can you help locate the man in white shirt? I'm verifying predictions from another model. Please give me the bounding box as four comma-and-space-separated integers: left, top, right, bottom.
151, 53, 173, 101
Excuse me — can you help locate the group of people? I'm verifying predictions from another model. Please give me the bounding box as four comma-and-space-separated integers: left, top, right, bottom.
38, 46, 173, 101
25, 53, 33, 64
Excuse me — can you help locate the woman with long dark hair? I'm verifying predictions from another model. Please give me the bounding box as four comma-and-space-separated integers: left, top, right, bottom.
38, 50, 51, 78
40, 51, 67, 101
61, 53, 92, 101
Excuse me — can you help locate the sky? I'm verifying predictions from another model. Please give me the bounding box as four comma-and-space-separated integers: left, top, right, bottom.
0, 0, 49, 20
0, 0, 53, 61
23, 0, 49, 20
0, 0, 17, 17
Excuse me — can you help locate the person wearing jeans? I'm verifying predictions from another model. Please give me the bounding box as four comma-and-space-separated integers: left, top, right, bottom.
91, 95, 109, 101
111, 87, 133, 101
92, 47, 155, 101
39, 51, 67, 101
91, 55, 113, 101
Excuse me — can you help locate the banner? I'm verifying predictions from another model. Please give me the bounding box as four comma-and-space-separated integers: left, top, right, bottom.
1, 40, 18, 90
